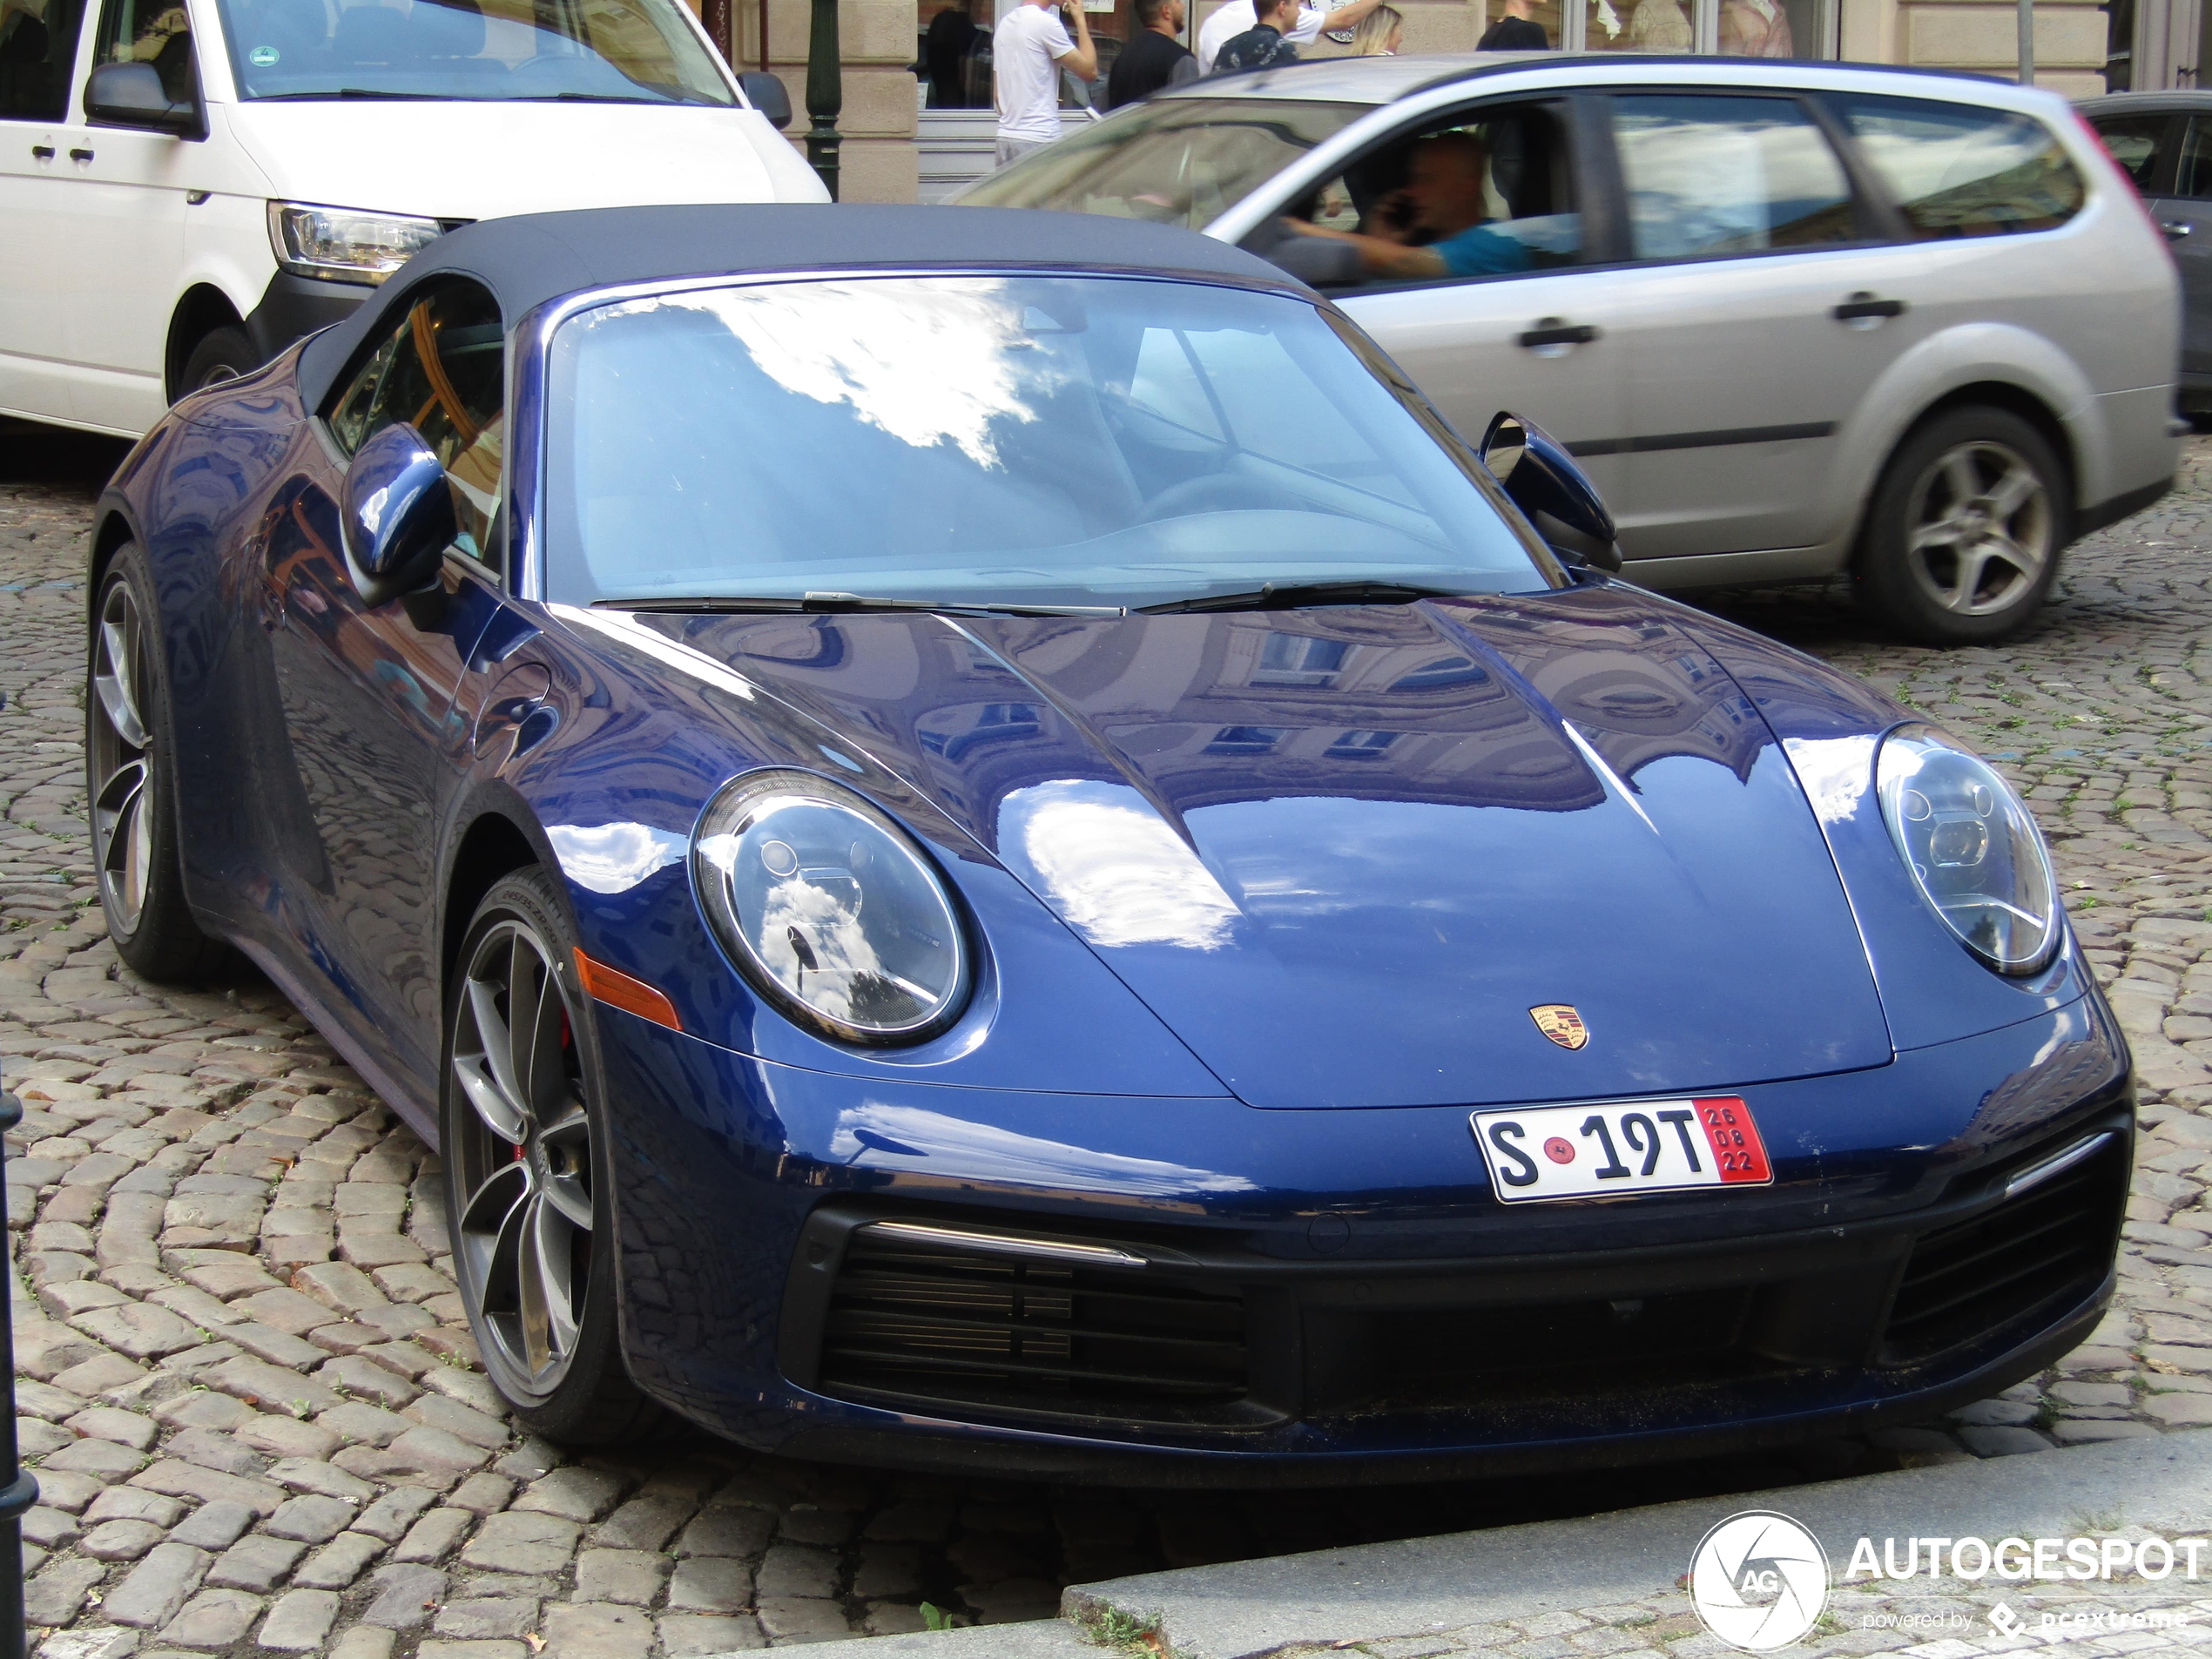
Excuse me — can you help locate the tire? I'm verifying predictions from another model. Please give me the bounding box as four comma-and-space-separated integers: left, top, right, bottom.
442, 867, 661, 1444
86, 544, 230, 984
1855, 406, 2069, 646
176, 325, 255, 398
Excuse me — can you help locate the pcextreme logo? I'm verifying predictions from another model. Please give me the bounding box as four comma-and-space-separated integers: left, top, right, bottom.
1687, 1511, 1831, 1652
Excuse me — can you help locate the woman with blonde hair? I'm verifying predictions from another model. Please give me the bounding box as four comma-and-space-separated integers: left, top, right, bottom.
1349, 3, 1402, 52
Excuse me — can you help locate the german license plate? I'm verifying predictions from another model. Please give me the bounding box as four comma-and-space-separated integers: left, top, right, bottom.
1471, 1096, 1772, 1204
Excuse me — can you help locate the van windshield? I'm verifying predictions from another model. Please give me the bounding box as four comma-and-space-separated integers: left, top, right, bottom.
213, 0, 736, 104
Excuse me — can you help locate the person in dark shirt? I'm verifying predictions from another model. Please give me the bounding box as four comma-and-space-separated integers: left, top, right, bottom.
1211, 0, 1298, 72
1477, 0, 1548, 48
925, 0, 980, 105
1105, 0, 1196, 107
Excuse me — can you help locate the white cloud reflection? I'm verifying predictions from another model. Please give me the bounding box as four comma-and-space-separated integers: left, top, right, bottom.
651, 281, 1041, 469
998, 779, 1242, 951
829, 1101, 1255, 1195
545, 822, 689, 895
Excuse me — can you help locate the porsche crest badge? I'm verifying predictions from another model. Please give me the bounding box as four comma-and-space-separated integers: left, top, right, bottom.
1529, 1004, 1588, 1050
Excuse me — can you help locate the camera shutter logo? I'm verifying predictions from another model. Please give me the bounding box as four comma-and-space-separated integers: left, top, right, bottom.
1688, 1511, 1829, 1651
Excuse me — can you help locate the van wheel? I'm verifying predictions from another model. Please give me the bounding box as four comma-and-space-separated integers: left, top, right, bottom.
178, 326, 255, 397
1855, 406, 2067, 645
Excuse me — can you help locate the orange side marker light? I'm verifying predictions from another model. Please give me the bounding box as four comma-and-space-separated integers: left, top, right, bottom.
573, 948, 683, 1032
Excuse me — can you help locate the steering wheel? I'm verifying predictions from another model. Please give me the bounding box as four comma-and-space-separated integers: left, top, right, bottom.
1140, 473, 1280, 523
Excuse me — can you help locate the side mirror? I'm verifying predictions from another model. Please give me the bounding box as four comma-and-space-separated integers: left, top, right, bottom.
738, 71, 792, 130
84, 61, 201, 136
341, 423, 456, 608
1481, 411, 1622, 575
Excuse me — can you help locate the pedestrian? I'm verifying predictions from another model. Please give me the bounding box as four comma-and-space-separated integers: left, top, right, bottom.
992, 0, 1096, 167
1211, 0, 1302, 71
925, 0, 981, 106
1105, 0, 1197, 107
1477, 0, 1548, 49
1346, 2, 1401, 52
1197, 0, 1377, 71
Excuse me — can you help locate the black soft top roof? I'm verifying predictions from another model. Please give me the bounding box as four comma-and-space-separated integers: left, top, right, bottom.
295, 203, 1299, 408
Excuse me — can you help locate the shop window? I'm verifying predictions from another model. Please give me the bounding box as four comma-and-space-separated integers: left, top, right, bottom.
1490, 0, 1831, 54
1832, 95, 2085, 239
1610, 94, 1855, 260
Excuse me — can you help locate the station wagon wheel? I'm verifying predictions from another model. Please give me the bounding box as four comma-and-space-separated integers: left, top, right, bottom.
1858, 406, 2067, 646
442, 867, 658, 1441
84, 545, 226, 983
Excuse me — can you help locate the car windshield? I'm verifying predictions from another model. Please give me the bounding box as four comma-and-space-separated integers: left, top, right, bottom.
543, 274, 1552, 612
212, 0, 735, 104
957, 98, 1372, 228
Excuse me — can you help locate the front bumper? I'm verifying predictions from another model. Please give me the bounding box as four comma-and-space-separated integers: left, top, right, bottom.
597, 991, 2131, 1483
243, 271, 375, 370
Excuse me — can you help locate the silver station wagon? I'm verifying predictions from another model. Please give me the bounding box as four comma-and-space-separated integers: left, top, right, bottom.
962, 57, 2181, 644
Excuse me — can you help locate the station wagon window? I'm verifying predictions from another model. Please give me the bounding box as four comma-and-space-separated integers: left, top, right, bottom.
1831, 96, 2084, 239
0, 0, 83, 119
91, 0, 193, 104
327, 277, 505, 567
2087, 111, 2172, 191
2175, 117, 2212, 199
1609, 95, 1856, 261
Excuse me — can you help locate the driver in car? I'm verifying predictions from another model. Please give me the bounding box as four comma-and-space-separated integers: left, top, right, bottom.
1289, 132, 1534, 280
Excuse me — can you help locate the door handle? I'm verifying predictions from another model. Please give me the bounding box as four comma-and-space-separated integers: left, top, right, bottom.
2163, 219, 2194, 239
1518, 319, 1599, 348
1832, 293, 1906, 321
68, 146, 93, 162
30, 145, 53, 159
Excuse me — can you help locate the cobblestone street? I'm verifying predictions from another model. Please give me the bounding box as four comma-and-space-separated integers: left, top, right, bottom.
6, 420, 2212, 1658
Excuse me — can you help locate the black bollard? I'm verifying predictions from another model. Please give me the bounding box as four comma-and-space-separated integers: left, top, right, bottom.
1, 1090, 36, 1659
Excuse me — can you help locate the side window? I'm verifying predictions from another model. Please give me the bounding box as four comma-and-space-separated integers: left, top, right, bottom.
1609, 94, 1856, 261
2088, 112, 2174, 192
0, 0, 84, 119
2175, 117, 2212, 200
1832, 95, 2085, 239
327, 277, 505, 567
1271, 100, 1584, 290
91, 0, 192, 104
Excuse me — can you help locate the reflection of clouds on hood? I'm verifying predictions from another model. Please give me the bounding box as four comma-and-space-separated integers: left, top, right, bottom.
829, 1101, 1255, 1195
1782, 734, 1878, 826
645, 281, 1043, 469
999, 780, 1242, 951
546, 822, 689, 895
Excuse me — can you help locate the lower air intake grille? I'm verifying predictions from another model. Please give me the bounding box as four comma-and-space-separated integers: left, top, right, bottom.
1884, 1134, 2124, 1365
817, 1229, 1250, 1420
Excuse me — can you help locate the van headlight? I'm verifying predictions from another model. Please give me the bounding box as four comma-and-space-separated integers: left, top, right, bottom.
692, 771, 971, 1045
1877, 725, 2059, 974
267, 202, 442, 284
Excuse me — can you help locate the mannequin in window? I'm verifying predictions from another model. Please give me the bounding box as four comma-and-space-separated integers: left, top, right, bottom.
1629, 0, 1689, 49
1718, 0, 1792, 54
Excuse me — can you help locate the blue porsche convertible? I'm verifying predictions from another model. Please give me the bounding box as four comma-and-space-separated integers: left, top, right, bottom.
86, 206, 2130, 1480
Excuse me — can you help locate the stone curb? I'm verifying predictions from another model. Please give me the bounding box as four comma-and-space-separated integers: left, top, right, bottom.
749, 1431, 2212, 1659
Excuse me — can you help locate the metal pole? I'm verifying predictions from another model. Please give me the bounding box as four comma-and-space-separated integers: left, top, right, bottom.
806, 0, 844, 199
2019, 0, 2034, 84
704, 0, 734, 61
0, 1091, 36, 1659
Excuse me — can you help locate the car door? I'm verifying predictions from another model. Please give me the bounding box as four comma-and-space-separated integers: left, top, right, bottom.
1595, 89, 1932, 570
261, 274, 507, 1089
0, 0, 90, 422
51, 0, 197, 430
2150, 113, 2212, 385
1251, 95, 1636, 517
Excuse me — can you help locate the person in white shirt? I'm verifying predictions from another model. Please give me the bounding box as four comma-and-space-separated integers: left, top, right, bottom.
993, 0, 1097, 167
1197, 0, 1378, 71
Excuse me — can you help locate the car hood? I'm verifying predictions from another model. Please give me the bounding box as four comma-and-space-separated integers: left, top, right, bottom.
640, 584, 1894, 1109
221, 99, 825, 221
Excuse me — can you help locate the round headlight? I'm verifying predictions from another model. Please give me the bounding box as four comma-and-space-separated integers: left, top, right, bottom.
1876, 725, 2058, 974
692, 771, 970, 1045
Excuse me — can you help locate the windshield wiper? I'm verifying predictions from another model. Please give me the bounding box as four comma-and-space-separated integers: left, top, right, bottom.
595, 592, 1128, 619
255, 88, 452, 99
1138, 579, 1471, 616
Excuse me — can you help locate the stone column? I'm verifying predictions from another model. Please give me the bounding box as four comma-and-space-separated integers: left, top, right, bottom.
743, 0, 922, 201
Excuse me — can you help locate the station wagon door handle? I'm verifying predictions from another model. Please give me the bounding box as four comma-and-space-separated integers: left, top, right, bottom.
2162, 219, 2194, 239
1518, 319, 1599, 349
1832, 294, 1906, 321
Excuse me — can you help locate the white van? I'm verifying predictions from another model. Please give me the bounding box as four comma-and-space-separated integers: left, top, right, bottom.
0, 0, 824, 435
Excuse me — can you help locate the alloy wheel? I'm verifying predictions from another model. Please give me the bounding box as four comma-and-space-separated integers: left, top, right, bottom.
89, 580, 154, 934
451, 918, 596, 1395
1903, 440, 2053, 617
